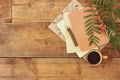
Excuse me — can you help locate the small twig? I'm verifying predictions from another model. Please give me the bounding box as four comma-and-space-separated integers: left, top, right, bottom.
67, 28, 78, 46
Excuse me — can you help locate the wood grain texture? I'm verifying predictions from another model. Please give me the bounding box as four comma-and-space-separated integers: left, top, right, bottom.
0, 58, 119, 80
0, 22, 78, 57
8, 0, 120, 57
0, 22, 119, 57
0, 0, 120, 80
0, 0, 11, 23
12, 0, 71, 22
12, 0, 89, 23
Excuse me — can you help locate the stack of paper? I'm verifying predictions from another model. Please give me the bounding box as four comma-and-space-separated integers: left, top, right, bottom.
49, 0, 82, 41
48, 0, 109, 58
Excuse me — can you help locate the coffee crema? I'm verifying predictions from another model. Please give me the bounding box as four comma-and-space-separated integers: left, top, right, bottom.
87, 51, 101, 64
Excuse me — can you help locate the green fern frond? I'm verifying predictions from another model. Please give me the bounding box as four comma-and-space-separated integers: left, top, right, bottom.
113, 8, 120, 18
84, 5, 101, 46
85, 18, 99, 24
84, 0, 120, 51
84, 9, 98, 12
110, 32, 120, 51
85, 20, 99, 27
84, 13, 98, 18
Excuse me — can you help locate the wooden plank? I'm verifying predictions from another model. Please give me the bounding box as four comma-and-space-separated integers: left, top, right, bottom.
12, 0, 71, 22
12, 0, 90, 23
0, 58, 119, 80
0, 22, 119, 57
0, 0, 11, 23
0, 22, 77, 57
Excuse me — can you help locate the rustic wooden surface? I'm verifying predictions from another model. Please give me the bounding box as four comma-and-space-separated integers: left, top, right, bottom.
0, 58, 120, 80
12, 0, 71, 22
0, 22, 69, 57
0, 0, 11, 23
0, 0, 119, 80
0, 0, 119, 57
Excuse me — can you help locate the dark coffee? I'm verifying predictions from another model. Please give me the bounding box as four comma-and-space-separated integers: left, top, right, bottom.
87, 51, 101, 64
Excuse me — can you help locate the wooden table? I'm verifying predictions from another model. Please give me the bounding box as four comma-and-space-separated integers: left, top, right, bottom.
0, 0, 120, 80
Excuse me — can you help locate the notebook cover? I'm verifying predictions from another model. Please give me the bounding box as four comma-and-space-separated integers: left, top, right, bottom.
57, 20, 93, 58
68, 7, 109, 51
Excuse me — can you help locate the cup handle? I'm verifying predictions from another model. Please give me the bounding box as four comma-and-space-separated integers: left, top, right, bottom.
102, 55, 108, 60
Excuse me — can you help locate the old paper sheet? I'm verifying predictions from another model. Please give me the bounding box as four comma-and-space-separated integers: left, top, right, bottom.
48, 0, 82, 41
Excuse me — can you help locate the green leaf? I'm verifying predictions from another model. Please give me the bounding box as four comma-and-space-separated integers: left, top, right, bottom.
89, 37, 98, 46
96, 0, 100, 5
102, 16, 113, 20
94, 29, 101, 34
84, 9, 98, 13
84, 14, 93, 18
85, 18, 92, 24
85, 18, 98, 24
87, 28, 93, 35
106, 0, 115, 6
102, 0, 107, 8
94, 38, 99, 43
88, 35, 94, 41
86, 26, 93, 32
85, 22, 93, 27
87, 31, 94, 36
91, 0, 95, 3
85, 21, 99, 27
84, 9, 91, 12
94, 36, 100, 41
113, 8, 120, 18
94, 26, 101, 31
89, 39, 93, 46
86, 0, 120, 51
100, 0, 103, 6
93, 41, 98, 46
94, 27, 101, 34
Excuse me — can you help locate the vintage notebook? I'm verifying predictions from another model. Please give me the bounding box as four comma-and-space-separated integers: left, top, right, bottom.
57, 13, 98, 58
48, 0, 82, 41
68, 7, 109, 51
57, 20, 91, 58
63, 12, 82, 53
